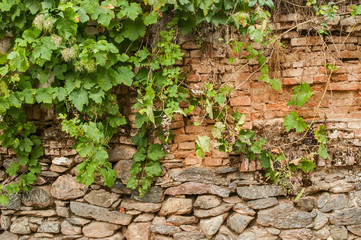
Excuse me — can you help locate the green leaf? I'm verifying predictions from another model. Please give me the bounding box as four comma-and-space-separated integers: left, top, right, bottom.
147, 144, 166, 161
57, 8, 78, 38
219, 85, 233, 95
53, 87, 67, 102
23, 88, 36, 104
211, 122, 225, 138
117, 66, 134, 86
120, 2, 142, 21
294, 188, 305, 201
22, 172, 37, 184
121, 18, 146, 41
134, 112, 146, 128
134, 147, 147, 162
297, 159, 315, 173
145, 160, 162, 177
250, 138, 266, 154
288, 82, 314, 107
259, 151, 273, 169
0, 195, 9, 206
78, 7, 90, 23
318, 144, 331, 160
22, 28, 41, 43
69, 89, 89, 111
100, 168, 116, 187
214, 93, 225, 106
8, 47, 29, 72
315, 125, 328, 144
283, 111, 307, 133
36, 87, 55, 104
6, 162, 19, 176
196, 135, 211, 155
143, 11, 158, 26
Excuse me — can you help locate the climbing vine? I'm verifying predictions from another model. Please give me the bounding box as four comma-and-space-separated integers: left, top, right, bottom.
0, 0, 360, 204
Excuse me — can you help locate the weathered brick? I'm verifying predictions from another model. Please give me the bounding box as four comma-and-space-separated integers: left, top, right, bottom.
185, 125, 207, 134
178, 142, 195, 150
187, 74, 200, 82
173, 135, 197, 143
190, 50, 202, 58
230, 96, 251, 106
182, 41, 198, 49
329, 83, 360, 91
204, 157, 223, 166
170, 121, 185, 129
290, 37, 323, 46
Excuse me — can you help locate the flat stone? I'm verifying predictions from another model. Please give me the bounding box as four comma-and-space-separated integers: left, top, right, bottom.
2, 194, 21, 210
61, 221, 82, 235
313, 226, 330, 239
10, 217, 31, 234
111, 180, 132, 195
313, 210, 329, 230
159, 198, 193, 216
222, 196, 241, 204
108, 145, 137, 162
247, 197, 278, 209
56, 205, 70, 217
169, 168, 229, 186
233, 202, 256, 215
226, 213, 254, 234
150, 224, 182, 235
70, 201, 133, 225
0, 231, 19, 240
82, 221, 120, 238
320, 194, 346, 213
121, 198, 162, 212
199, 213, 228, 238
279, 229, 312, 240
194, 195, 222, 209
173, 231, 207, 240
194, 203, 233, 218
330, 181, 355, 193
165, 182, 230, 197
151, 234, 173, 240
15, 210, 57, 217
237, 185, 286, 200
34, 233, 55, 238
66, 217, 91, 226
84, 189, 119, 208
37, 221, 60, 233
1, 215, 11, 230
134, 213, 155, 222
304, 183, 330, 195
126, 222, 151, 240
215, 167, 237, 174
131, 186, 164, 203
330, 208, 361, 225
317, 192, 330, 208
114, 160, 133, 184
52, 157, 74, 167
347, 224, 361, 236
296, 196, 317, 211
214, 225, 238, 240
330, 225, 348, 240
50, 164, 69, 173
257, 202, 314, 229
22, 187, 52, 208
51, 175, 86, 200
166, 216, 198, 226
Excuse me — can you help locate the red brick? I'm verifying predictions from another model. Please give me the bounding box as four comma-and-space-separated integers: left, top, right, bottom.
283, 78, 299, 85
329, 83, 360, 91
204, 157, 223, 166
178, 142, 195, 150
182, 41, 198, 49
174, 151, 195, 159
248, 160, 256, 171
290, 37, 323, 46
184, 157, 201, 166
170, 121, 185, 129
173, 134, 197, 143
230, 96, 251, 106
190, 50, 202, 58
185, 125, 207, 134
240, 158, 249, 172
172, 128, 185, 135
266, 103, 289, 111
314, 75, 327, 83
331, 74, 348, 81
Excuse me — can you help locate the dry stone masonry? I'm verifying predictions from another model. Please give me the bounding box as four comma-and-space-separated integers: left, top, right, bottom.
1, 9, 361, 240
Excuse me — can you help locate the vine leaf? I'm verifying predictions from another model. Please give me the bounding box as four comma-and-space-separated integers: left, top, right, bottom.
283, 111, 307, 133
143, 11, 158, 26
0, 195, 9, 206
6, 162, 19, 176
8, 47, 29, 72
259, 151, 273, 169
288, 82, 314, 107
147, 144, 166, 161
318, 143, 331, 160
69, 89, 89, 111
121, 19, 146, 41
211, 122, 225, 138
297, 159, 315, 173
250, 138, 266, 154
117, 66, 134, 86
195, 135, 211, 158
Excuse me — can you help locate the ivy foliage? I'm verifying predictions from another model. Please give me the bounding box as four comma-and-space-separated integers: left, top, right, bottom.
1, 0, 357, 203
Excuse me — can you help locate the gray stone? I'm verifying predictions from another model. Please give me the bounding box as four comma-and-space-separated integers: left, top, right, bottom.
2, 194, 21, 210
121, 198, 162, 213
166, 216, 198, 226
70, 201, 133, 225
84, 189, 119, 208
313, 226, 330, 239
1, 215, 11, 230
56, 205, 70, 217
134, 213, 155, 222
194, 203, 234, 218
0, 231, 18, 240
330, 208, 361, 225
173, 231, 207, 240
108, 145, 137, 162
151, 234, 173, 240
330, 225, 348, 240
150, 224, 182, 235
199, 213, 228, 238
61, 221, 82, 235
194, 195, 222, 209
226, 213, 253, 234
22, 188, 52, 208
237, 185, 286, 200
313, 211, 329, 230
66, 217, 91, 226
257, 202, 313, 229
296, 196, 317, 211
52, 157, 74, 167
165, 182, 230, 197
169, 168, 229, 186
304, 183, 330, 195
317, 192, 330, 208
214, 226, 238, 240
215, 167, 237, 174
37, 222, 60, 233
10, 217, 31, 234
51, 175, 86, 200
347, 224, 361, 236
114, 160, 133, 184
126, 222, 151, 240
279, 229, 312, 240
330, 181, 355, 193
233, 202, 256, 215
222, 196, 241, 204
131, 186, 164, 203
247, 197, 278, 210
14, 210, 56, 217
160, 198, 193, 216
111, 180, 132, 195
82, 221, 120, 238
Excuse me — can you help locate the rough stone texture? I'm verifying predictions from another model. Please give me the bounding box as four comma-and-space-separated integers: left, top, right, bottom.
14, 210, 56, 217
3, 194, 21, 210
247, 197, 278, 209
257, 202, 314, 229
173, 231, 207, 240
10, 217, 31, 234
317, 192, 330, 208
227, 213, 254, 234
51, 175, 86, 200
0, 231, 18, 240
347, 224, 361, 236
169, 168, 229, 186
21, 187, 52, 208
233, 202, 256, 215
61, 221, 82, 235
121, 198, 162, 212
320, 194, 346, 213
329, 208, 361, 225
313, 226, 331, 239
279, 229, 313, 240
165, 182, 230, 197
330, 225, 348, 240
84, 189, 119, 208
131, 186, 164, 203
313, 210, 329, 230
37, 222, 60, 233
126, 222, 152, 240
237, 185, 286, 200
194, 203, 234, 218
66, 217, 91, 226
214, 225, 238, 240
114, 160, 133, 184
1, 215, 11, 230
150, 224, 182, 235
199, 213, 228, 238
70, 201, 133, 225
166, 216, 198, 226
108, 144, 137, 162
159, 198, 193, 216
82, 221, 120, 238
52, 157, 74, 167
194, 195, 222, 209
296, 196, 317, 211
134, 213, 155, 222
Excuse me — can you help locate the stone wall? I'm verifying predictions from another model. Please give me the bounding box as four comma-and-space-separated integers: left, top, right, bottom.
1, 10, 361, 240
